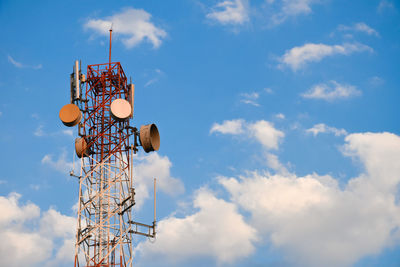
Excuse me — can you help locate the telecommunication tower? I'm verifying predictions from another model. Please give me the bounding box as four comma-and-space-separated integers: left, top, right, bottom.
59, 29, 160, 267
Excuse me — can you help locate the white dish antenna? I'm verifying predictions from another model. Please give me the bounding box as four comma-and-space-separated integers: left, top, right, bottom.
110, 98, 132, 121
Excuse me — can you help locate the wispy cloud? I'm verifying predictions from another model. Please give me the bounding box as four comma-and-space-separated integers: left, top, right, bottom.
378, 0, 395, 13
84, 8, 167, 49
211, 119, 284, 150
144, 69, 164, 87
338, 22, 380, 37
62, 129, 73, 136
33, 123, 74, 137
41, 151, 74, 174
210, 119, 245, 135
306, 123, 348, 137
34, 125, 45, 137
264, 87, 274, 94
369, 76, 385, 87
206, 0, 249, 25
267, 0, 321, 25
7, 55, 42, 69
301, 81, 361, 101
279, 42, 373, 71
275, 113, 285, 119
240, 92, 260, 106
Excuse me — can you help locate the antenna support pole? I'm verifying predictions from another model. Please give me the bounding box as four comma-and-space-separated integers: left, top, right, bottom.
109, 28, 112, 65
154, 178, 157, 224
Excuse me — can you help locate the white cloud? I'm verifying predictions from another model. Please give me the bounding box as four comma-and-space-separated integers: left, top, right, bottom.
41, 150, 73, 174
34, 124, 74, 137
266, 153, 289, 174
338, 22, 380, 37
0, 192, 40, 226
369, 76, 385, 86
267, 0, 321, 25
144, 69, 164, 87
279, 42, 373, 71
342, 132, 400, 193
135, 188, 257, 265
240, 92, 260, 106
306, 123, 348, 137
34, 124, 45, 137
248, 120, 284, 150
301, 80, 361, 101
210, 119, 284, 150
275, 113, 285, 119
84, 8, 167, 48
207, 0, 249, 25
133, 153, 184, 209
264, 87, 274, 94
8, 55, 23, 68
210, 119, 245, 135
378, 0, 395, 13
219, 132, 400, 266
7, 55, 42, 69
0, 193, 75, 266
62, 129, 73, 136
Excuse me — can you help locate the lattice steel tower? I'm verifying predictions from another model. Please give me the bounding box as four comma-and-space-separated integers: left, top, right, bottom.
59, 30, 160, 267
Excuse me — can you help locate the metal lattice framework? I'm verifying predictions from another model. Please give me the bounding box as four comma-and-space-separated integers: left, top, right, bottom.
74, 62, 155, 267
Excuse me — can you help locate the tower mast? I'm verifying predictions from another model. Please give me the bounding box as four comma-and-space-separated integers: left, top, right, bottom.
59, 27, 160, 267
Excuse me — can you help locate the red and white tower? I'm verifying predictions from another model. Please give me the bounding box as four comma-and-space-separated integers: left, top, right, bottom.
59, 30, 159, 267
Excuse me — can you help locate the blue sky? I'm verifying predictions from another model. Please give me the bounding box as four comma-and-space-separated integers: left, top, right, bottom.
0, 0, 399, 266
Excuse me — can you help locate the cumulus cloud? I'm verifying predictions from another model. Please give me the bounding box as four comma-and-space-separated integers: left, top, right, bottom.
7, 55, 42, 69
0, 193, 75, 266
218, 132, 400, 266
306, 123, 348, 137
206, 0, 249, 25
135, 188, 257, 265
338, 22, 380, 37
279, 42, 373, 71
133, 153, 184, 208
240, 92, 260, 106
301, 80, 361, 101
84, 8, 167, 48
210, 119, 284, 150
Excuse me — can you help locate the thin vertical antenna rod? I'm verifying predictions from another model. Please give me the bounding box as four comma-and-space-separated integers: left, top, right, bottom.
154, 178, 156, 224
109, 28, 113, 64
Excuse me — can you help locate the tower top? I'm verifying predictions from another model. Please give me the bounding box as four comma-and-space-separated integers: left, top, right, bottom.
109, 27, 112, 64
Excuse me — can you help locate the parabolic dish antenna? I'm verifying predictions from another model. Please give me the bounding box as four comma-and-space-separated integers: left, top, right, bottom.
59, 103, 82, 127
110, 98, 131, 121
75, 137, 90, 158
140, 124, 160, 153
